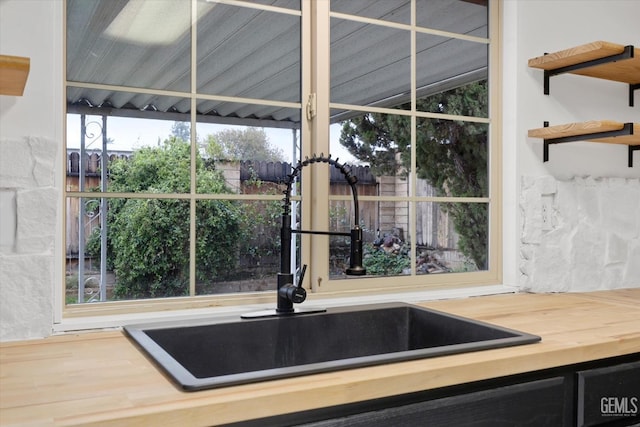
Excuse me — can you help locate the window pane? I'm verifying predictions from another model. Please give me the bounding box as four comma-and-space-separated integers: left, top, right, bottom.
106, 133, 191, 194
331, 0, 411, 25
196, 3, 301, 103
331, 18, 410, 106
416, 0, 488, 38
67, 0, 192, 91
329, 199, 410, 280
415, 118, 488, 198
65, 115, 191, 194
195, 121, 298, 195
417, 202, 488, 272
66, 197, 191, 304
328, 182, 378, 247
416, 34, 488, 115
196, 200, 281, 295
66, 91, 192, 194
333, 111, 410, 178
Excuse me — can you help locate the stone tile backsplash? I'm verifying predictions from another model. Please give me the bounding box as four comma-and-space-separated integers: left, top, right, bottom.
0, 137, 57, 340
520, 176, 640, 292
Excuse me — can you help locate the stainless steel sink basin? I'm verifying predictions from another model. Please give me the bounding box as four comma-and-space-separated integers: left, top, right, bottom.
124, 303, 540, 391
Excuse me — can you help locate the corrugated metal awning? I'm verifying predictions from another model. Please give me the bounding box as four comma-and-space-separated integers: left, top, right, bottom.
66, 0, 487, 127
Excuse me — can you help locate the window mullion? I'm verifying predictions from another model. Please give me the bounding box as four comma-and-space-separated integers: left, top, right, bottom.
189, 0, 198, 297
409, 0, 417, 276
488, 0, 502, 279
299, 0, 313, 291
305, 0, 331, 293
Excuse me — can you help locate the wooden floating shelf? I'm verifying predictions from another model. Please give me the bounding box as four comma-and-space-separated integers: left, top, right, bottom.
528, 120, 640, 167
0, 54, 30, 96
528, 41, 640, 106
528, 120, 640, 144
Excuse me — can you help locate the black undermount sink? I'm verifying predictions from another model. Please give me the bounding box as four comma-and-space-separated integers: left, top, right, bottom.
124, 303, 540, 391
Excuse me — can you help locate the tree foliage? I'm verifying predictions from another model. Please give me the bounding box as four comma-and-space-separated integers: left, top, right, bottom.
340, 81, 488, 269
204, 127, 285, 162
92, 137, 243, 299
170, 121, 191, 142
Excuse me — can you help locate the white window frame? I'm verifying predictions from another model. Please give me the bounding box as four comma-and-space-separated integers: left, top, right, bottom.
306, 1, 502, 297
60, 0, 503, 322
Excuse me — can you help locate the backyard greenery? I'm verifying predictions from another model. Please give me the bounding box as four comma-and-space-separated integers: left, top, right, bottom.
88, 137, 243, 298
86, 126, 290, 299
363, 244, 411, 276
85, 79, 489, 300
340, 81, 489, 269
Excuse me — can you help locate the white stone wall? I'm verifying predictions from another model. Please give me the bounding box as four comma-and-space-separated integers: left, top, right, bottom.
0, 138, 58, 340
1, 0, 62, 341
505, 0, 640, 289
520, 176, 640, 292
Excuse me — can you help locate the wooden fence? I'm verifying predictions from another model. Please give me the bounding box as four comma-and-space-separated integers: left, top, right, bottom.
66, 152, 458, 258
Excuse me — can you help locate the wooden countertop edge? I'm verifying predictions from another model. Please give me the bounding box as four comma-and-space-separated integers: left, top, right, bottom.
56, 338, 640, 427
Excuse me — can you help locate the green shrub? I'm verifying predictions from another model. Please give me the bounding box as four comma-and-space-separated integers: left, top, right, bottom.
96, 138, 243, 299
363, 245, 410, 276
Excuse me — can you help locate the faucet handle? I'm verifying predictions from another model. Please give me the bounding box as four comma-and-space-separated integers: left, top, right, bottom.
288, 264, 308, 304
279, 282, 306, 304
277, 264, 308, 305
296, 264, 307, 289
288, 286, 306, 304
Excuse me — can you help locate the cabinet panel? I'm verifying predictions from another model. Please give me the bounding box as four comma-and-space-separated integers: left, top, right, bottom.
577, 360, 640, 427
301, 377, 566, 427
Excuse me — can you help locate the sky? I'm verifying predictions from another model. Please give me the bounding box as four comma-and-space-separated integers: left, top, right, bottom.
66, 114, 356, 165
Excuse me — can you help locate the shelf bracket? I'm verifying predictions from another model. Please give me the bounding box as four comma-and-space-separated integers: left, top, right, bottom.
629, 146, 640, 168
543, 45, 635, 102
630, 83, 639, 107
541, 122, 635, 166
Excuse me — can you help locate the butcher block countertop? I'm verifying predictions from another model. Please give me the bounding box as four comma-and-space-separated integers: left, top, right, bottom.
2, 289, 639, 426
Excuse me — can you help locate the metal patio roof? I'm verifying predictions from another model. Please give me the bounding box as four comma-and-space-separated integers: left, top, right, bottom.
66, 0, 488, 128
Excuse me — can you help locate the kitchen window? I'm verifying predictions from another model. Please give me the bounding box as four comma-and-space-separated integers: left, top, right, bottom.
63, 0, 500, 317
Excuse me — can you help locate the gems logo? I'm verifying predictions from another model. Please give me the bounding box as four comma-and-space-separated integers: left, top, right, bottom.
600, 397, 639, 417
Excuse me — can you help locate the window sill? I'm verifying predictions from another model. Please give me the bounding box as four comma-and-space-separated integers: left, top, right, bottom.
53, 284, 515, 334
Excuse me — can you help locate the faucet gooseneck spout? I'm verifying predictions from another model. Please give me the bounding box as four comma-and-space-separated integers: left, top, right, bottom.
242, 154, 366, 319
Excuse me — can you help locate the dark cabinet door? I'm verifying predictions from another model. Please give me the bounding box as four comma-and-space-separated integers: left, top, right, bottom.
301, 377, 567, 427
577, 360, 640, 427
